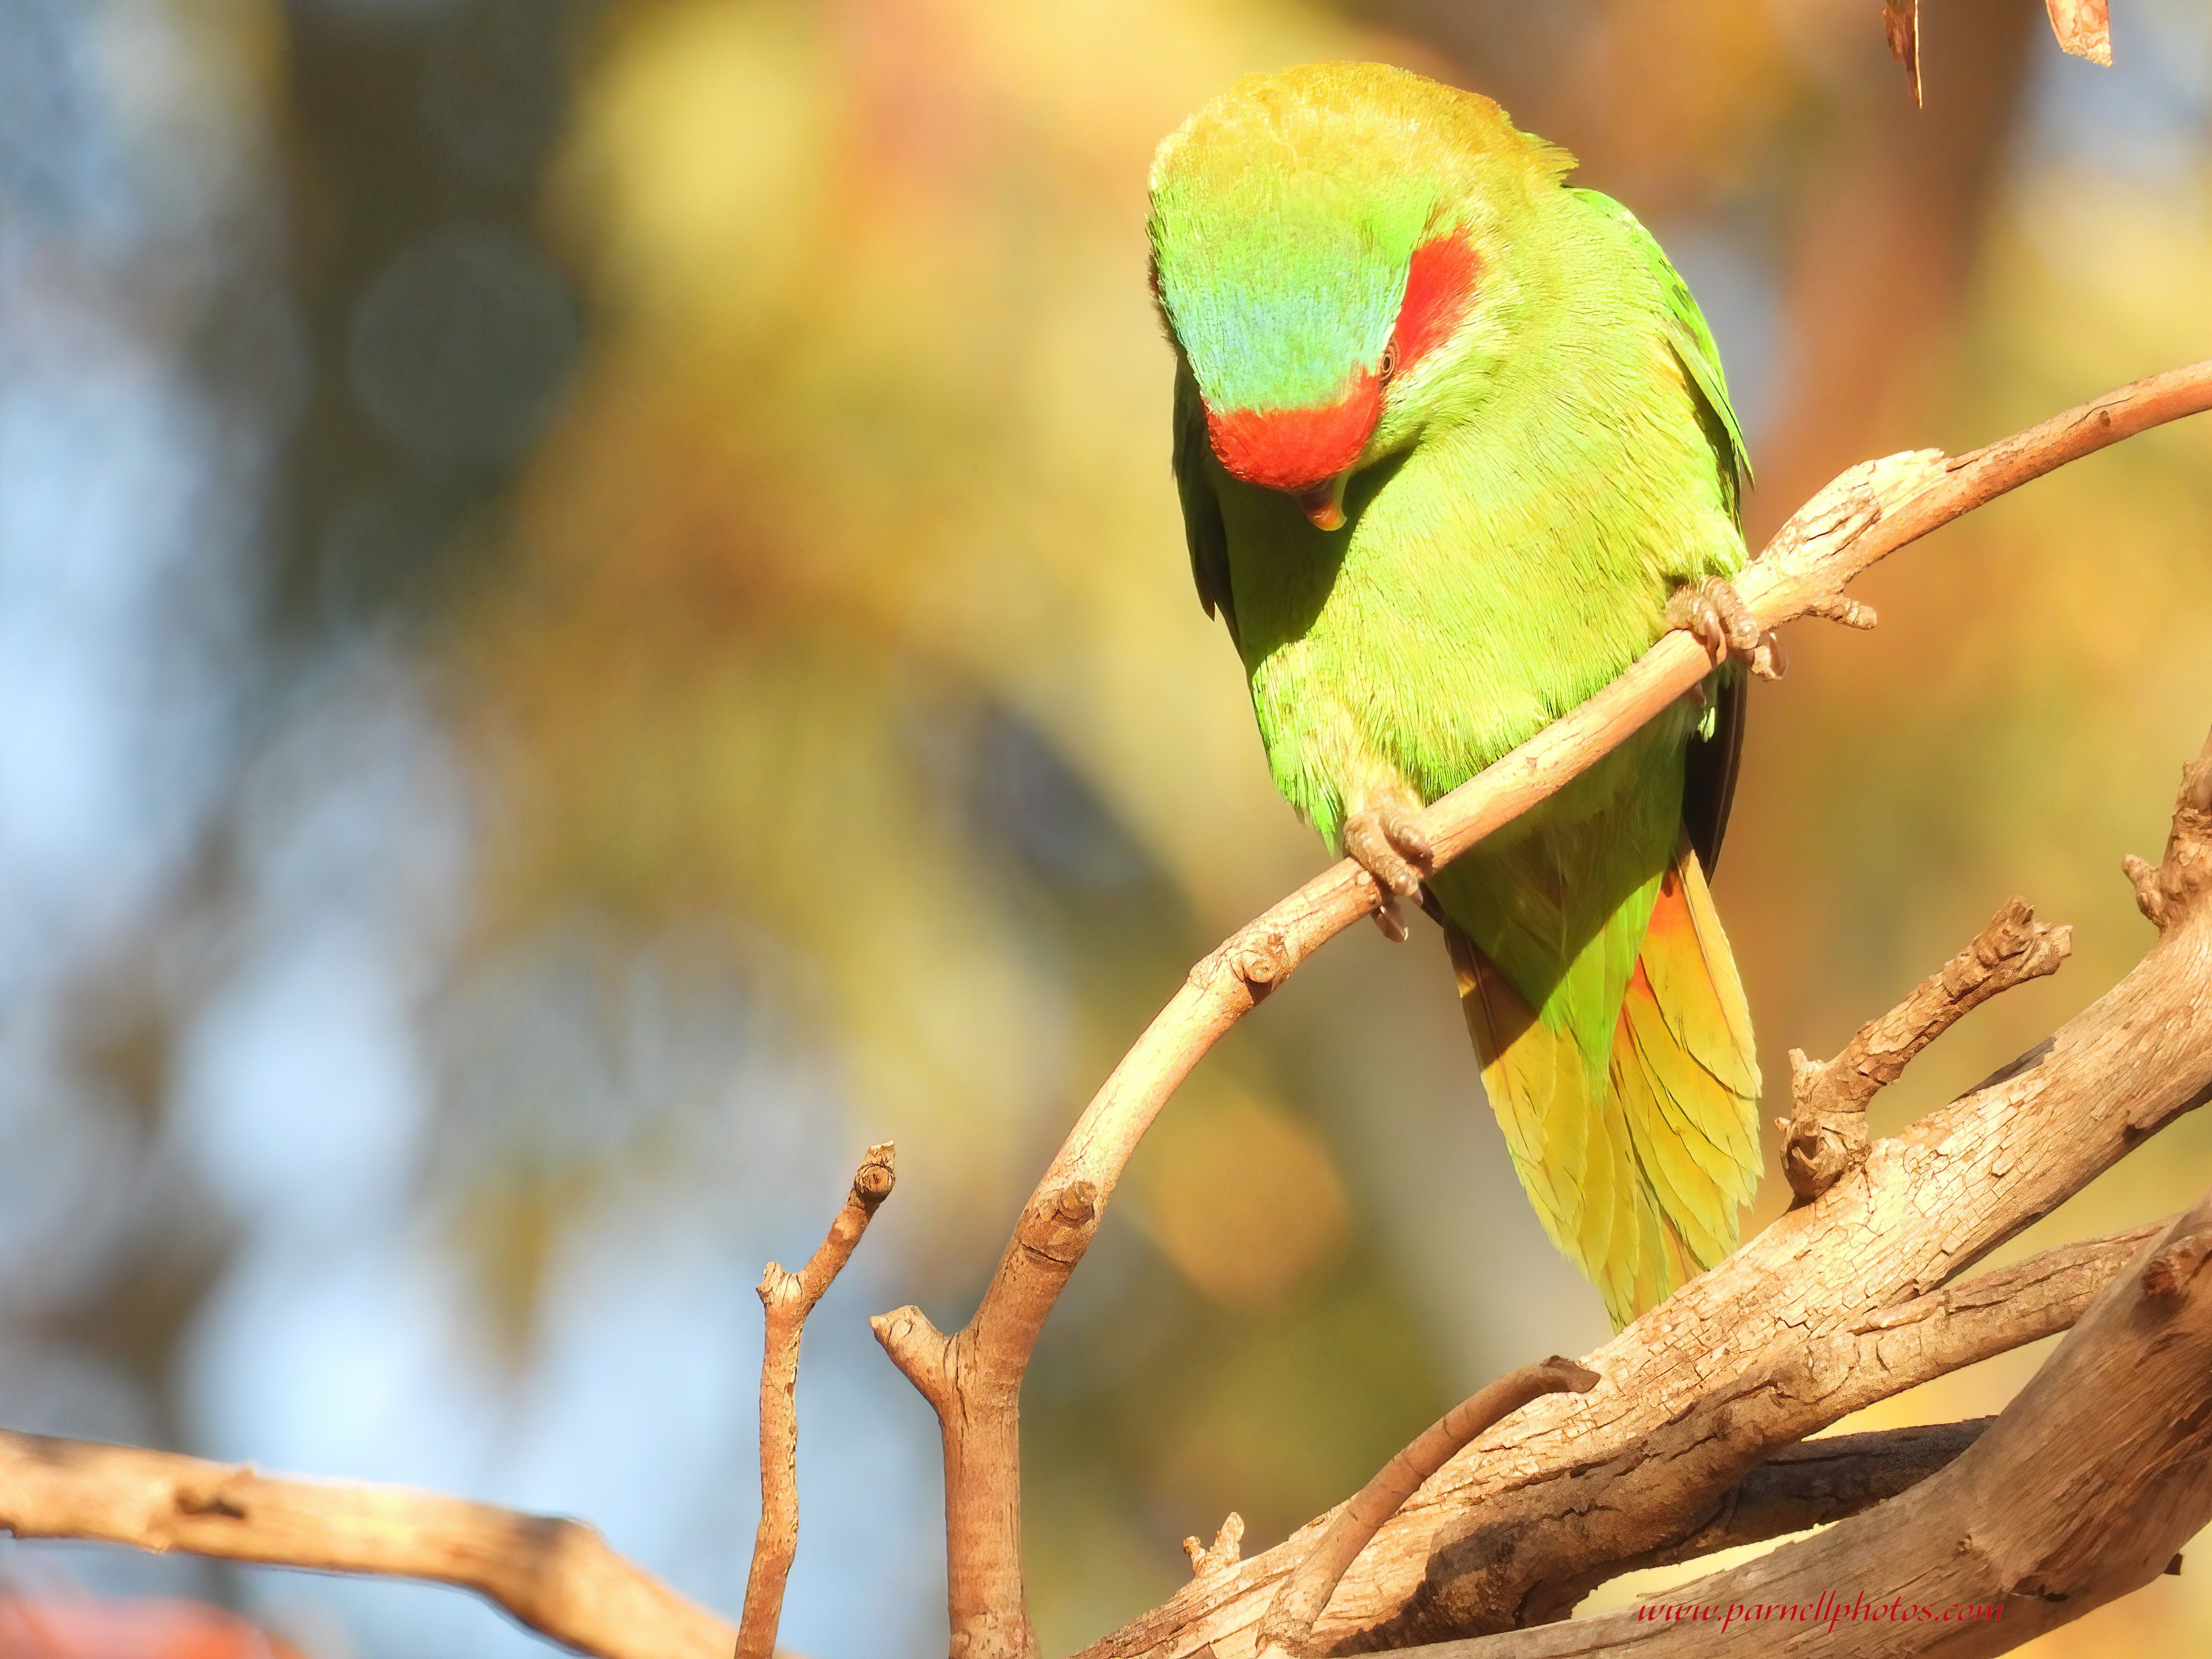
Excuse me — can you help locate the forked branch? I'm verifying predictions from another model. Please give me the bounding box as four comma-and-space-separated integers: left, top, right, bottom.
1782, 897, 2070, 1199
904, 364, 2212, 1659
738, 1143, 897, 1659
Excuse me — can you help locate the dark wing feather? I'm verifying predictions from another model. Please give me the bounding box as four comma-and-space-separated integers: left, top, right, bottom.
1682, 669, 1745, 875
1171, 360, 1238, 649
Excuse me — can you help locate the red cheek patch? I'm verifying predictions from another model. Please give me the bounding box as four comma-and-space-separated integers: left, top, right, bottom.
1205, 370, 1382, 494
1390, 234, 1482, 373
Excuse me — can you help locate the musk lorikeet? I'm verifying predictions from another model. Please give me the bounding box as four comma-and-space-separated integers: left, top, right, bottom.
1148, 62, 1764, 1328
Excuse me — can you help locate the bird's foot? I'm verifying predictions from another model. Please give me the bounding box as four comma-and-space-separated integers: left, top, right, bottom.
1344, 800, 1432, 942
1666, 576, 1787, 680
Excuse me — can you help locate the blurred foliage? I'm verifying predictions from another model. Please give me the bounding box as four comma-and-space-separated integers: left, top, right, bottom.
4, 0, 2211, 1654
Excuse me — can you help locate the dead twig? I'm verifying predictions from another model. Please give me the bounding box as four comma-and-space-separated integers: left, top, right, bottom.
1257, 1359, 1600, 1659
2123, 728, 2212, 929
1782, 898, 2071, 1200
1185, 1514, 1247, 1581
736, 1143, 897, 1659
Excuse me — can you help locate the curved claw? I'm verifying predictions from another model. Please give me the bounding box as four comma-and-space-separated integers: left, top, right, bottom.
1345, 803, 1432, 905
1371, 891, 1410, 942
1668, 575, 1786, 681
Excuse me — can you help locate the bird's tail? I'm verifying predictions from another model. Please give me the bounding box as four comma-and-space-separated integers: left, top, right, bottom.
1446, 840, 1761, 1329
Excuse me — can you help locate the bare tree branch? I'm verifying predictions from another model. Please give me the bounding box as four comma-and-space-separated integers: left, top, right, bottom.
1079, 720, 2212, 1659
1783, 898, 2070, 1200
737, 1143, 897, 1659
1259, 1359, 1600, 1659
1408, 1226, 2162, 1636
1425, 1191, 2212, 1657
871, 1181, 1101, 1659
0, 1431, 735, 1659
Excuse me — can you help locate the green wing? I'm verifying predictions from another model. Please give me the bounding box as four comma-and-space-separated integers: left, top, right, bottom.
1574, 190, 1751, 527
1573, 190, 1752, 872
1171, 358, 1238, 648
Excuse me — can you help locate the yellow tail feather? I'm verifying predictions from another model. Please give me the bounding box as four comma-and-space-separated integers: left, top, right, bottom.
1448, 841, 1761, 1329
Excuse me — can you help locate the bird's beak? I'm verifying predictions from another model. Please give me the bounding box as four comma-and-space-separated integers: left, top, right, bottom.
1294, 470, 1351, 531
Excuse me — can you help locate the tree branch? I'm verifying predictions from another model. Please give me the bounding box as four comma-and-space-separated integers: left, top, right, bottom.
4, 370, 2205, 1659
1079, 717, 2212, 1659
1427, 1190, 2212, 1657
871, 1181, 1101, 1659
1400, 1225, 2162, 1636
1783, 897, 2071, 1200
738, 1143, 897, 1659
0, 1431, 735, 1659
1628, 1418, 1993, 1574
1258, 1359, 1600, 1659
901, 362, 2212, 1659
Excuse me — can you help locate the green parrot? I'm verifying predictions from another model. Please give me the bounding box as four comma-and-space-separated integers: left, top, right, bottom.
1148, 62, 1763, 1328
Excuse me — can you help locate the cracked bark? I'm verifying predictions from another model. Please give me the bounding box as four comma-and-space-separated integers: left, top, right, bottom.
1420, 1189, 2212, 1657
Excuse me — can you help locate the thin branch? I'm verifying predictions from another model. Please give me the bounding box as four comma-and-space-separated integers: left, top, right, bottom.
915, 363, 2212, 1659
0, 1431, 734, 1659
1258, 1359, 1600, 1659
1783, 897, 2071, 1200
1079, 722, 2212, 1659
737, 1143, 897, 1659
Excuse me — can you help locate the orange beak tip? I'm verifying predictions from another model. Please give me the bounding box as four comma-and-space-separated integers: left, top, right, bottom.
1295, 471, 1352, 531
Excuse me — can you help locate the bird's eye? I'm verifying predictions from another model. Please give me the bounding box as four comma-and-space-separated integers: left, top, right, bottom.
1379, 341, 1401, 383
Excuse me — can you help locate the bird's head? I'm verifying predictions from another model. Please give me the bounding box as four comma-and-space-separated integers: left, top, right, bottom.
1148, 63, 1566, 529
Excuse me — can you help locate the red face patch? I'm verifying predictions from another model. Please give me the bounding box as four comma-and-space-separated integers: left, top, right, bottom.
1200, 233, 1479, 497
1389, 233, 1482, 375
1205, 369, 1382, 494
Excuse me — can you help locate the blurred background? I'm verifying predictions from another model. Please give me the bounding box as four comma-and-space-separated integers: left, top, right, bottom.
0, 0, 2207, 1654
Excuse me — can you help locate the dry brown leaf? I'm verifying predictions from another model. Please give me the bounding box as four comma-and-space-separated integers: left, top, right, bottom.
1882, 0, 1923, 106
2046, 0, 2114, 66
